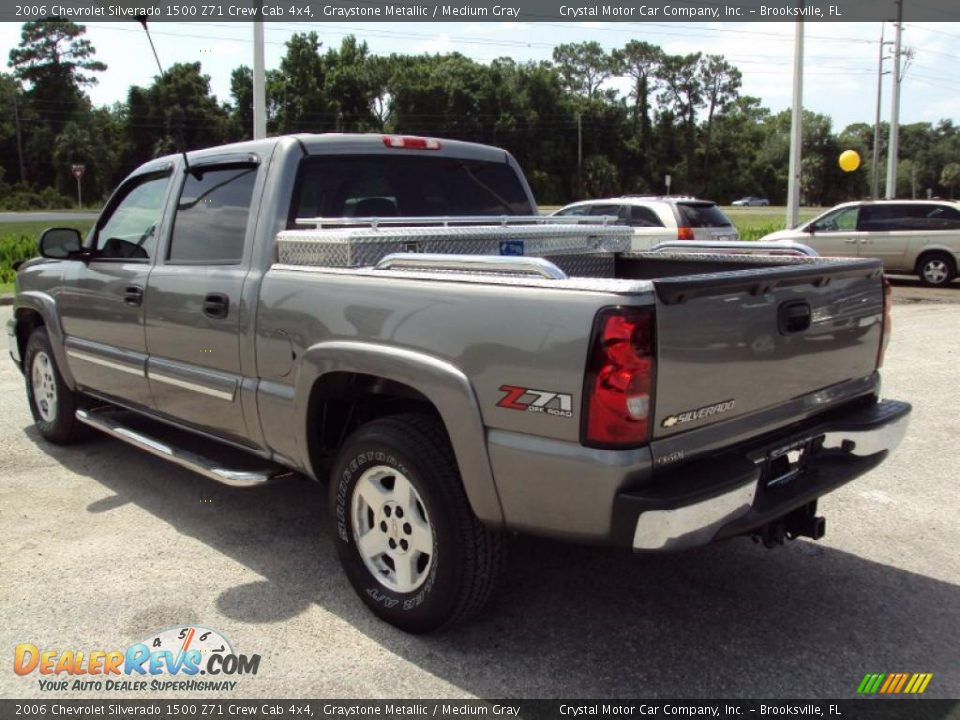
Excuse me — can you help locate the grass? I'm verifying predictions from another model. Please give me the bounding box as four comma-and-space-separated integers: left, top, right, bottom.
0, 219, 95, 289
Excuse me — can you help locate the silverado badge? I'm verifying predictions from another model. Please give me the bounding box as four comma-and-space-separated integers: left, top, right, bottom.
662, 399, 736, 428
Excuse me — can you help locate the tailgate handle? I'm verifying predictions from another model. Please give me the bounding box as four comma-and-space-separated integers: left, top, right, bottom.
778, 300, 811, 334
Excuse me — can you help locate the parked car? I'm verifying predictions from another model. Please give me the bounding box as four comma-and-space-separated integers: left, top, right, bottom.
732, 196, 770, 207
762, 199, 960, 286
552, 195, 739, 251
9, 134, 909, 632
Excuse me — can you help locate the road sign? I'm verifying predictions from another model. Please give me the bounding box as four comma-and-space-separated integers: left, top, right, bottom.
71, 164, 85, 208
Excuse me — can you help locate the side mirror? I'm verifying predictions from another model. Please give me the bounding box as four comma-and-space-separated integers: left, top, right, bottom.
39, 228, 82, 259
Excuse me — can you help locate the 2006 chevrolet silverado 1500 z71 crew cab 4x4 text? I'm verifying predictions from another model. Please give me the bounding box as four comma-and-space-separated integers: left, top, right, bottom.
7, 134, 911, 632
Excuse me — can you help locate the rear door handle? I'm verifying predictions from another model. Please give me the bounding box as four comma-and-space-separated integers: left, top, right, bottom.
123, 285, 144, 306
203, 293, 230, 319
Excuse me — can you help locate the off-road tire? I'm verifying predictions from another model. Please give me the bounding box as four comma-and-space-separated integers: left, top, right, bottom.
329, 413, 505, 633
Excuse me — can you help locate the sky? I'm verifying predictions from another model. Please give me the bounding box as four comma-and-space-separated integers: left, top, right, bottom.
1, 20, 959, 132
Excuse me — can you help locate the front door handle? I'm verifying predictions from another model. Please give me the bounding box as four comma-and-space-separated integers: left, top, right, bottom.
203, 293, 230, 319
123, 285, 144, 306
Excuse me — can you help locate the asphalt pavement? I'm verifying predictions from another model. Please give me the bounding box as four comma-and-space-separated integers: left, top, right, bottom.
0, 296, 957, 700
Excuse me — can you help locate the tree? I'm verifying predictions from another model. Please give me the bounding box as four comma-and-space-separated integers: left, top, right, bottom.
0, 73, 25, 186
611, 41, 663, 187
698, 55, 741, 195
325, 36, 380, 132
940, 163, 960, 198
121, 63, 231, 171
656, 53, 703, 189
229, 65, 253, 140
271, 32, 333, 133
7, 21, 105, 189
552, 42, 614, 99
611, 41, 662, 132
9, 20, 105, 87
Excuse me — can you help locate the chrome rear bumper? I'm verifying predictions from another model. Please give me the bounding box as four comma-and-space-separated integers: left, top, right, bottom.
620, 399, 911, 551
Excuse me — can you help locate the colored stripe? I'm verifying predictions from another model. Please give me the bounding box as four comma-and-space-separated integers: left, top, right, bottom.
856, 674, 873, 694
904, 674, 920, 694
917, 674, 933, 694
879, 675, 895, 694
893, 673, 910, 693
869, 673, 886, 694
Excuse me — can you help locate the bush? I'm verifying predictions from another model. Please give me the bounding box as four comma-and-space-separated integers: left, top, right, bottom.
0, 186, 76, 211
0, 234, 37, 284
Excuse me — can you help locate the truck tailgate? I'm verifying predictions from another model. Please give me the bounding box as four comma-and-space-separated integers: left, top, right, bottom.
652, 258, 885, 439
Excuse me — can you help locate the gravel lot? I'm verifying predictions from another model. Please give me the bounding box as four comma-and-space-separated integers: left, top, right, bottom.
1, 283, 958, 700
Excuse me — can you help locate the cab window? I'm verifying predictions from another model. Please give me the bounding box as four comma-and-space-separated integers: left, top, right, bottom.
812, 206, 859, 233
94, 173, 171, 260
168, 165, 257, 264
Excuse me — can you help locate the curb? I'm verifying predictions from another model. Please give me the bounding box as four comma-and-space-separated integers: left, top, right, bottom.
0, 294, 13, 307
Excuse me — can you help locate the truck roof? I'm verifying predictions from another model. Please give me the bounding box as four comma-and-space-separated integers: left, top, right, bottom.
139, 132, 512, 175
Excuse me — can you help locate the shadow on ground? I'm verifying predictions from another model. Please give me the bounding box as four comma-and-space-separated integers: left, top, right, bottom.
25, 426, 959, 699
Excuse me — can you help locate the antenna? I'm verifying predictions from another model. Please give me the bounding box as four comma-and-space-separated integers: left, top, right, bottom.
136, 16, 192, 175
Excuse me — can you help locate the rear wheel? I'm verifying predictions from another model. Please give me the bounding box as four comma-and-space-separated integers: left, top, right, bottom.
24, 328, 86, 444
917, 252, 956, 287
329, 413, 505, 633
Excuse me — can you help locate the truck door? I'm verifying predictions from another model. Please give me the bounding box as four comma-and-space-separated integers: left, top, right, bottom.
58, 168, 174, 408
806, 205, 862, 258
144, 160, 260, 444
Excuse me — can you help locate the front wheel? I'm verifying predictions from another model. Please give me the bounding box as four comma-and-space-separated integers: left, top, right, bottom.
917, 252, 956, 287
24, 327, 86, 444
329, 413, 505, 633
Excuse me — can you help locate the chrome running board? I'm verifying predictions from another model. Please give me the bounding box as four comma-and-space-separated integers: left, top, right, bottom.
76, 408, 291, 487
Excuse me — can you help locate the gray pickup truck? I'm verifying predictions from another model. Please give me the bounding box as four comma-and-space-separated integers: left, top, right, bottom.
8, 134, 910, 633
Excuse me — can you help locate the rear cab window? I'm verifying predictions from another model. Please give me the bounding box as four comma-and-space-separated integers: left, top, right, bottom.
168, 165, 258, 264
290, 155, 533, 225
676, 202, 733, 228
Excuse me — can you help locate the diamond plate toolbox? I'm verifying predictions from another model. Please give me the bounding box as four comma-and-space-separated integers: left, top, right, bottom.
275, 223, 632, 270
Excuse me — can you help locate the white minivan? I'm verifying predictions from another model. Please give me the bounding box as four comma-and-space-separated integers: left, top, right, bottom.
763, 200, 960, 286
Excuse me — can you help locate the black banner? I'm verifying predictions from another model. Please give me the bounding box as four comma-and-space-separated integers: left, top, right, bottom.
1, 700, 958, 720
1, 0, 959, 23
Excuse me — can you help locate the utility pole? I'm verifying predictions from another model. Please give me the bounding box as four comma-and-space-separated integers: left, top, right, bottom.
576, 112, 582, 197
872, 24, 892, 200
252, 19, 266, 139
13, 94, 26, 184
786, 21, 804, 229
885, 0, 903, 199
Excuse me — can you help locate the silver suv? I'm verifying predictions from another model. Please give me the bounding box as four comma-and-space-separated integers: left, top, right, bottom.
552, 196, 739, 251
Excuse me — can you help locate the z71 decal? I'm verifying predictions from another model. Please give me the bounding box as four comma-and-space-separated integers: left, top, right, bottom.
497, 385, 574, 418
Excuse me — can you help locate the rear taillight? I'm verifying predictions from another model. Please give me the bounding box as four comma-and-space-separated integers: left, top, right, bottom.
382, 135, 442, 150
677, 226, 695, 240
878, 276, 892, 368
583, 307, 656, 447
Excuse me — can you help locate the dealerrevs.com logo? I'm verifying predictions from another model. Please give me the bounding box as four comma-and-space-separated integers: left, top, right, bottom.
13, 625, 260, 692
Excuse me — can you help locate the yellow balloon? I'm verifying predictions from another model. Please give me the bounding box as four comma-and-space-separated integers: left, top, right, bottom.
839, 150, 861, 172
